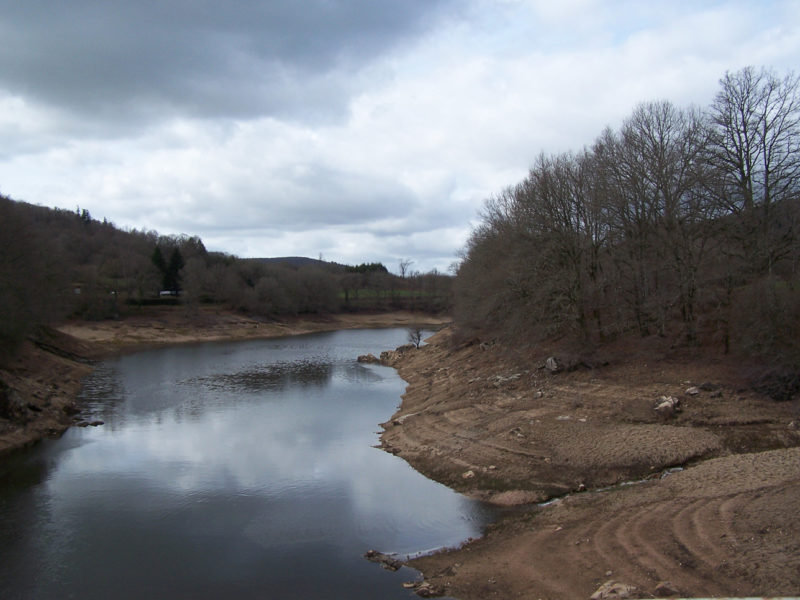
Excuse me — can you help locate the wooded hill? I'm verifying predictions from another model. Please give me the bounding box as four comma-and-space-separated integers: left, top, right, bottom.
455, 66, 800, 367
0, 197, 451, 350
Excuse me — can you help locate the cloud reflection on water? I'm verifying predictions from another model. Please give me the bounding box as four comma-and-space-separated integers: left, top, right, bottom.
59, 330, 491, 558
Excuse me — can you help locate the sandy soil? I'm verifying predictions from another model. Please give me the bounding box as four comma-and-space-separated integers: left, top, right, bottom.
0, 308, 448, 455
380, 328, 800, 599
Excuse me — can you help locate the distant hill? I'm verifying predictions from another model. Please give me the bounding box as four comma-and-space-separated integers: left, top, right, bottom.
248, 257, 390, 274
249, 256, 343, 270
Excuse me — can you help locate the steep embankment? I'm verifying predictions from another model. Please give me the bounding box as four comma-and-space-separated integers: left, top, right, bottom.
380, 328, 800, 599
0, 328, 94, 455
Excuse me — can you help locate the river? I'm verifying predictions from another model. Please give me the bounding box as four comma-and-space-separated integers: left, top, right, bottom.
0, 328, 493, 599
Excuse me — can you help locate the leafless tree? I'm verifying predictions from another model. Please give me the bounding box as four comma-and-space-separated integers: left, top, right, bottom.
617, 101, 711, 340
708, 66, 800, 275
454, 66, 799, 358
407, 327, 424, 348
398, 258, 414, 278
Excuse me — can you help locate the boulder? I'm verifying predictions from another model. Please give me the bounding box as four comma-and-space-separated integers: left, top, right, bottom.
377, 343, 415, 366
654, 580, 681, 597
491, 373, 521, 387
414, 581, 446, 598
357, 353, 380, 364
363, 549, 402, 571
654, 395, 681, 417
590, 580, 638, 600
545, 357, 562, 373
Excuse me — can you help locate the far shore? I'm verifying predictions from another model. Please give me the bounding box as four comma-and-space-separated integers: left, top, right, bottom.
59, 306, 452, 357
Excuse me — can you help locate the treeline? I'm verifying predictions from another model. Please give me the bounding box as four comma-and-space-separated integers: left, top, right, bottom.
455, 66, 800, 360
0, 197, 451, 349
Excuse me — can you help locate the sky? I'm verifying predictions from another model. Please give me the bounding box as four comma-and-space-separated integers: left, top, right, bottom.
0, 1, 798, 274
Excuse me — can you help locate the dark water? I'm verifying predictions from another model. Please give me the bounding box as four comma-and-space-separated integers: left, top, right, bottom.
0, 329, 492, 599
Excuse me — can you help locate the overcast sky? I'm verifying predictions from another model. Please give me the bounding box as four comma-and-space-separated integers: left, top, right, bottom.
1, 1, 798, 273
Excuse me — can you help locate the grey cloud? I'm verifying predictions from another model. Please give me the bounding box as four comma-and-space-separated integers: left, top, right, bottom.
0, 0, 459, 127
152, 163, 419, 233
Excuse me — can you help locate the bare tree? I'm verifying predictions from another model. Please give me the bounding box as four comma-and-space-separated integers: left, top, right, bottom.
0, 199, 69, 348
708, 66, 800, 275
398, 258, 414, 278
407, 327, 424, 348
617, 101, 711, 340
452, 66, 800, 360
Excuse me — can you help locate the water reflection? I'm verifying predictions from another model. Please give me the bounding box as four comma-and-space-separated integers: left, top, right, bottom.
192, 359, 335, 393
0, 329, 491, 599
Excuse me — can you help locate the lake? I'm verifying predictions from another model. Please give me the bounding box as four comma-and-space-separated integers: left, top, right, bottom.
0, 328, 492, 599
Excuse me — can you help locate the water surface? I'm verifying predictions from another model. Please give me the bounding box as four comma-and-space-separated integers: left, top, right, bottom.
0, 329, 492, 599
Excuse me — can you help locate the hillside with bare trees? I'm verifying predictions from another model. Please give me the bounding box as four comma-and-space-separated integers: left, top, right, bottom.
455, 66, 799, 378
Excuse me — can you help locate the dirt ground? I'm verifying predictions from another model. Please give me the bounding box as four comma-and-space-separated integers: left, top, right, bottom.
57, 305, 450, 354
0, 308, 448, 455
380, 328, 800, 599
3, 311, 799, 598
0, 327, 94, 455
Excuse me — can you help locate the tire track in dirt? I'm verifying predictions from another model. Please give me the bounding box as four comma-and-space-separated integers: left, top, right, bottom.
673, 496, 727, 570
598, 498, 680, 583
412, 450, 800, 599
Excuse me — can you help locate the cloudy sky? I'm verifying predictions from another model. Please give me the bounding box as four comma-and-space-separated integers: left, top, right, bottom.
1, 1, 798, 273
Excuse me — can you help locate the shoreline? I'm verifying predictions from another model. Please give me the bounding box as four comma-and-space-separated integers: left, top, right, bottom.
4, 312, 799, 598
58, 307, 452, 357
379, 328, 800, 599
0, 309, 449, 456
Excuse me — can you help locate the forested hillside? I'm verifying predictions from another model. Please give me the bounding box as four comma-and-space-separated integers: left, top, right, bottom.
455, 66, 800, 364
0, 198, 451, 351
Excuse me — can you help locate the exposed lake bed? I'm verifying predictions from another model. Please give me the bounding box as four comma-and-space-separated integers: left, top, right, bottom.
382, 329, 800, 599
2, 311, 799, 599
0, 328, 492, 599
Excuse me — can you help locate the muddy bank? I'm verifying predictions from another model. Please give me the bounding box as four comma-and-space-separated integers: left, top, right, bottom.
379, 328, 800, 599
0, 328, 94, 456
0, 309, 448, 455
58, 306, 450, 355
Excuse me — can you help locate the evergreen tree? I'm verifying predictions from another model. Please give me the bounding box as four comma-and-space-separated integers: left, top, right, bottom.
165, 247, 185, 292
151, 246, 166, 276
